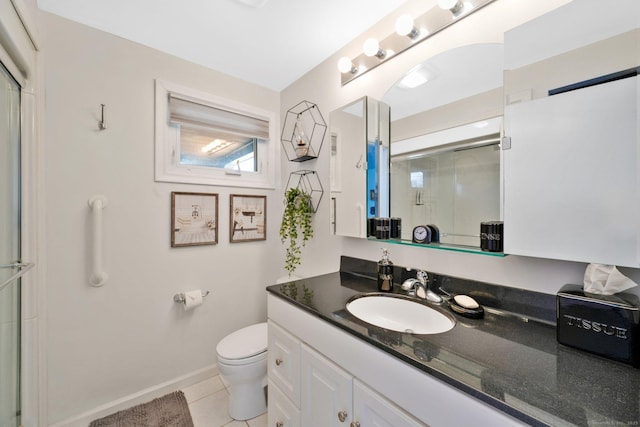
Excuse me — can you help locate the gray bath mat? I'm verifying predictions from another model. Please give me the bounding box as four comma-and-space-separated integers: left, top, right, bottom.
88, 391, 194, 427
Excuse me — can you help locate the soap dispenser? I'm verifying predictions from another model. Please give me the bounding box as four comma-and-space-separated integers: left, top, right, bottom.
377, 248, 394, 292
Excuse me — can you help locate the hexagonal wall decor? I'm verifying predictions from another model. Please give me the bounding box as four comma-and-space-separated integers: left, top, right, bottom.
281, 101, 327, 162
285, 170, 324, 213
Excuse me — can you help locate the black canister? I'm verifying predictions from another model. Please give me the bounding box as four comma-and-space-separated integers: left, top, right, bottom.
367, 217, 377, 237
390, 218, 402, 239
375, 218, 390, 239
480, 221, 503, 252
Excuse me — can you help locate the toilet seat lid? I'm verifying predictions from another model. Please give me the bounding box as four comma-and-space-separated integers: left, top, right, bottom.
216, 322, 267, 360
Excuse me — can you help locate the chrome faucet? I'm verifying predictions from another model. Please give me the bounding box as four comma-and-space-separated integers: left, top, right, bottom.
401, 270, 443, 304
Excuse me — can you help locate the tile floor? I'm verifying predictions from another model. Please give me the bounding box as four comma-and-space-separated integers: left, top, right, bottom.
182, 375, 267, 427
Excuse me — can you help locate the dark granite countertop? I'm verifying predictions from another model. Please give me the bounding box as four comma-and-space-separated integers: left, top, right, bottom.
266, 257, 640, 427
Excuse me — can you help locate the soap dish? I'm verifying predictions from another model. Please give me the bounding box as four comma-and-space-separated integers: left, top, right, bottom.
449, 298, 484, 319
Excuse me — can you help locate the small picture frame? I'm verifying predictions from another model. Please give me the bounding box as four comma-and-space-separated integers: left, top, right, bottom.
230, 194, 266, 243
171, 191, 218, 247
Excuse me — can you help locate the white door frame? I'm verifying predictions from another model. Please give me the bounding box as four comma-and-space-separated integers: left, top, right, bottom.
0, 1, 44, 426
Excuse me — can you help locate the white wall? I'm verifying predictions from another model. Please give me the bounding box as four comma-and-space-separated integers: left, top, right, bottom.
40, 12, 282, 424
280, 0, 640, 294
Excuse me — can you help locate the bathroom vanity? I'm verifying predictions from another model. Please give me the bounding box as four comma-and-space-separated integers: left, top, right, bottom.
266, 257, 640, 427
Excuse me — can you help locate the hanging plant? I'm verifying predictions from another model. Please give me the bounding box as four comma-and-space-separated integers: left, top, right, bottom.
280, 187, 314, 275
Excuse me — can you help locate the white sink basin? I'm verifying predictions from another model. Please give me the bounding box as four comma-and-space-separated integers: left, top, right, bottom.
346, 294, 455, 335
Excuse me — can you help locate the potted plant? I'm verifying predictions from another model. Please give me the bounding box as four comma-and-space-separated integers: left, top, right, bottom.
280, 187, 314, 275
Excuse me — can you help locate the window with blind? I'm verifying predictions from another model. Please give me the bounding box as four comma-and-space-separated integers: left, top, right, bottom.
155, 79, 277, 188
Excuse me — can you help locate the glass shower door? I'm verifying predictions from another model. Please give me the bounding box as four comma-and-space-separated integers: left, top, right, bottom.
0, 60, 22, 427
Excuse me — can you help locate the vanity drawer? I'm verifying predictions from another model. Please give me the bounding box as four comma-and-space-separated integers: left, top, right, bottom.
268, 379, 301, 427
268, 320, 301, 406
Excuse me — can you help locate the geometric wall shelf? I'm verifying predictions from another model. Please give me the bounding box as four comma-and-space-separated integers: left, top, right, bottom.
281, 100, 327, 162
285, 170, 324, 213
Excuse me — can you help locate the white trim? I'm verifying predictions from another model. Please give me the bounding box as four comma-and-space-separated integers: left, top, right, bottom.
155, 79, 279, 189
0, 0, 30, 85
9, 0, 40, 52
0, 1, 42, 426
49, 364, 219, 427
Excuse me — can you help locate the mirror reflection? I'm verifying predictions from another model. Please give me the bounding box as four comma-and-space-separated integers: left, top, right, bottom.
391, 118, 501, 246
383, 43, 505, 249
330, 97, 390, 238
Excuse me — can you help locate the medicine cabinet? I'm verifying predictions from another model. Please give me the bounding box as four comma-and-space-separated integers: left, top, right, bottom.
330, 96, 390, 238
502, 0, 640, 267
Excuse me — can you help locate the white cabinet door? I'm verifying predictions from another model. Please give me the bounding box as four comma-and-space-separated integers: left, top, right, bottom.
504, 75, 639, 266
353, 380, 426, 427
268, 380, 301, 427
301, 344, 353, 427
268, 321, 301, 407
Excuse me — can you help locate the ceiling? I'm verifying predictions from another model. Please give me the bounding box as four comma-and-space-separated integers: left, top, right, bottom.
37, 0, 407, 91
383, 43, 504, 121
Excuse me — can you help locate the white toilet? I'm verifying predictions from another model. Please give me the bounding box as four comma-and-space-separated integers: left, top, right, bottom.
216, 322, 268, 420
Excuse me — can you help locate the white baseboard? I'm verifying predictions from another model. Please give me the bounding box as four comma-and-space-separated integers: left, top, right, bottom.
49, 364, 219, 427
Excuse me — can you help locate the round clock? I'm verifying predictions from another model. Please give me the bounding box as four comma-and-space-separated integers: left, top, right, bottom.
412, 225, 431, 244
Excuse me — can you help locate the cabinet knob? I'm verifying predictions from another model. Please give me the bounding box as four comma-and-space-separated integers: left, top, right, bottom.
350, 422, 361, 427
275, 358, 283, 366
338, 410, 348, 422
276, 422, 284, 427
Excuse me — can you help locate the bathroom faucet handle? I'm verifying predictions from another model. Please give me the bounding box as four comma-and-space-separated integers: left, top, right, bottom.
416, 270, 428, 284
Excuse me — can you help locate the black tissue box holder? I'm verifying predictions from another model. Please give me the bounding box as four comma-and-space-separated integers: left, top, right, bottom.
557, 284, 640, 367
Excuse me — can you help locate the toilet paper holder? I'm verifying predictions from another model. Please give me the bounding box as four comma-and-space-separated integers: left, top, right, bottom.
173, 290, 210, 304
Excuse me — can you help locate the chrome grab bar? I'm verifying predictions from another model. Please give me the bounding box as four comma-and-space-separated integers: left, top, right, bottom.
0, 262, 35, 292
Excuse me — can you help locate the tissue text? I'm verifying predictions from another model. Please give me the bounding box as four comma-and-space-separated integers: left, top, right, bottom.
562, 315, 628, 339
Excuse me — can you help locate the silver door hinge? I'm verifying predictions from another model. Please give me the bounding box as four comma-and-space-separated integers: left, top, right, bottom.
502, 136, 511, 150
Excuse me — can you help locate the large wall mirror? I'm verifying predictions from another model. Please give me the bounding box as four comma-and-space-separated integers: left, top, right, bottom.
331, 0, 639, 265
384, 42, 505, 250
330, 43, 504, 249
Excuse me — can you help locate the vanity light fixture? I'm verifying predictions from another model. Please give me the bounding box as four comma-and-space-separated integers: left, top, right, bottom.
438, 0, 464, 14
338, 0, 496, 85
337, 57, 358, 74
395, 14, 420, 39
363, 38, 386, 59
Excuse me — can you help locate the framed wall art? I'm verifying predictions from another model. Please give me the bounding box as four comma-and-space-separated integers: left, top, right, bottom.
230, 194, 266, 243
171, 191, 218, 247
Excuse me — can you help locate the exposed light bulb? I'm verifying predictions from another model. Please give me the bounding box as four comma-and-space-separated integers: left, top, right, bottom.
363, 38, 385, 58
337, 56, 357, 74
438, 0, 459, 9
395, 14, 419, 39
438, 0, 464, 15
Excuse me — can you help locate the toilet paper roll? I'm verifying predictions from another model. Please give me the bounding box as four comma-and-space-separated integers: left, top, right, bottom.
183, 290, 203, 311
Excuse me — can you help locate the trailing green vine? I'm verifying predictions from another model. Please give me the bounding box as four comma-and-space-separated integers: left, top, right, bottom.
280, 188, 314, 275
